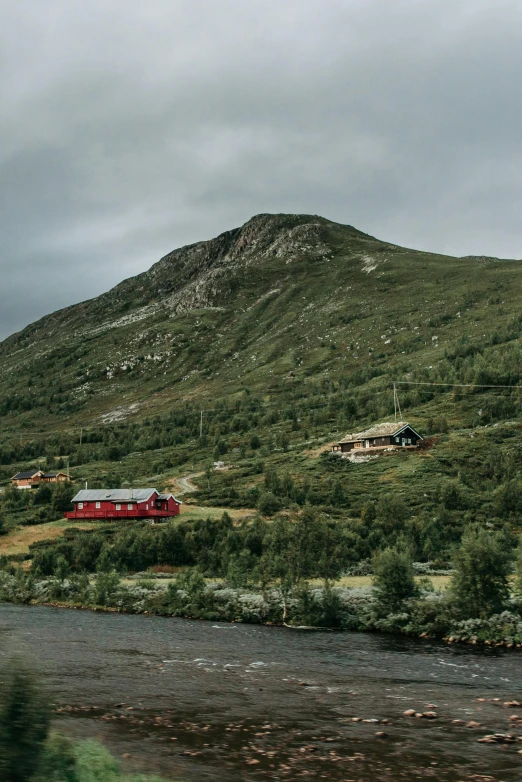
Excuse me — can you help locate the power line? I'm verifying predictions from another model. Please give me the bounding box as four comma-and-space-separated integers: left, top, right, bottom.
395, 380, 522, 390
0, 389, 388, 445
0, 392, 375, 439
2, 378, 518, 445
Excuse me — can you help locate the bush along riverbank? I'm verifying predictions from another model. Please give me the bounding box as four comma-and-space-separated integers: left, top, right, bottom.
2, 525, 522, 646
0, 657, 171, 782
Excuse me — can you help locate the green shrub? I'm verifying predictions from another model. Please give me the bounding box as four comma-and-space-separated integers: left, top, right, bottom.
257, 491, 281, 516
36, 732, 77, 782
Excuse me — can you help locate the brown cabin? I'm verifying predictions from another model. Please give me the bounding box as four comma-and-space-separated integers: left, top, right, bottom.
334, 421, 423, 454
11, 470, 70, 489
41, 471, 70, 483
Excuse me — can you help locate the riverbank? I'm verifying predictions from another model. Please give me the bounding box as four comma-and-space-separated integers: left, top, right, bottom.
1, 569, 522, 648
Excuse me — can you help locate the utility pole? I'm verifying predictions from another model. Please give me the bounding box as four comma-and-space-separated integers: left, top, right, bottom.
79, 427, 83, 446
393, 383, 402, 421
200, 410, 203, 439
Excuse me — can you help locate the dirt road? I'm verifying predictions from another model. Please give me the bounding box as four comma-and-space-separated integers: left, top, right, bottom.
169, 472, 202, 495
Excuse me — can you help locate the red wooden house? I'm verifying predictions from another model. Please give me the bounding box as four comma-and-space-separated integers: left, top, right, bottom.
65, 488, 181, 521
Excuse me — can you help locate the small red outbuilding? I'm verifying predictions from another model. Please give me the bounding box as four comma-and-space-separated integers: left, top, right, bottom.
65, 488, 181, 521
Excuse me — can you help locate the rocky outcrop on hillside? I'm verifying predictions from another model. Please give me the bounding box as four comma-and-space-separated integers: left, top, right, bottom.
150, 215, 333, 315
0, 213, 348, 353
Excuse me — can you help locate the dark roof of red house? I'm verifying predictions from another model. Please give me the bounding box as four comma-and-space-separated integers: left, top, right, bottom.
71, 488, 181, 504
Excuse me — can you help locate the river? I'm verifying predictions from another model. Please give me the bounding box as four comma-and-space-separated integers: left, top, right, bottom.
0, 604, 521, 781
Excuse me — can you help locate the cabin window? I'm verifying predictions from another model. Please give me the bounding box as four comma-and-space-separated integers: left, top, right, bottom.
145, 504, 148, 510
116, 504, 121, 510
96, 502, 101, 509
127, 504, 133, 510
78, 502, 83, 509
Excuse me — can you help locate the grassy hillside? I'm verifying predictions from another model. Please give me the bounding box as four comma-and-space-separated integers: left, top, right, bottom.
1, 212, 521, 429
1, 212, 522, 569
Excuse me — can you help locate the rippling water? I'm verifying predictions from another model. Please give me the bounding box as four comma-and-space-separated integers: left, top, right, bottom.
1, 604, 521, 781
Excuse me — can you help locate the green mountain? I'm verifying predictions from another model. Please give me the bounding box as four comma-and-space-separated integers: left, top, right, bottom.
1, 212, 521, 429
1, 213, 522, 563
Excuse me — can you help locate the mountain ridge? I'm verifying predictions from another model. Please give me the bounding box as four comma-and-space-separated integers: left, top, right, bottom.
3, 212, 514, 355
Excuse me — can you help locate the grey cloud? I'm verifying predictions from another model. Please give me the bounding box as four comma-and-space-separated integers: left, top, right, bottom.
2, 0, 522, 338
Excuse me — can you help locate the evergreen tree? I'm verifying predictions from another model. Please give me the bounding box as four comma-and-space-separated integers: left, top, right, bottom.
331, 479, 345, 507
262, 517, 294, 619
0, 659, 50, 782
33, 483, 53, 506
513, 538, 522, 599
291, 506, 320, 584
93, 571, 121, 606
314, 518, 345, 588
373, 547, 418, 614
51, 483, 75, 514
449, 526, 511, 618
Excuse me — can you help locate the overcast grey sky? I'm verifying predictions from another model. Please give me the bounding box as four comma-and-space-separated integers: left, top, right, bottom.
2, 0, 522, 339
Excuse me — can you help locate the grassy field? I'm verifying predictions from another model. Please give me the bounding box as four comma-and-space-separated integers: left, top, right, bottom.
311, 575, 451, 590
178, 503, 255, 521
119, 573, 452, 591
0, 519, 100, 557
